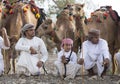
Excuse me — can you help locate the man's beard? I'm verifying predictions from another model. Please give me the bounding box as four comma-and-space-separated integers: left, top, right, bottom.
30, 34, 35, 39
93, 40, 99, 44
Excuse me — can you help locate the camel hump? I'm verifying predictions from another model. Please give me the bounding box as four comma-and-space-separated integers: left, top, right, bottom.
100, 6, 120, 23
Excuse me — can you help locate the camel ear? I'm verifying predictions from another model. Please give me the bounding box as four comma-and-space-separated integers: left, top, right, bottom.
47, 19, 52, 24
81, 4, 85, 8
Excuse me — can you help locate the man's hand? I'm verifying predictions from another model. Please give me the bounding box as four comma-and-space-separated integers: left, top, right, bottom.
61, 55, 67, 64
103, 58, 109, 66
30, 47, 37, 54
37, 61, 43, 68
78, 58, 84, 65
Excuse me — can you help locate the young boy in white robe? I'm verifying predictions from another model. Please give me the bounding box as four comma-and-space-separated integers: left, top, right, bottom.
78, 29, 111, 78
54, 38, 81, 79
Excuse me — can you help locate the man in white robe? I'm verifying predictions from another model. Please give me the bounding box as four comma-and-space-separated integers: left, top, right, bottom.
15, 23, 48, 76
0, 27, 10, 76
78, 29, 111, 78
54, 38, 81, 79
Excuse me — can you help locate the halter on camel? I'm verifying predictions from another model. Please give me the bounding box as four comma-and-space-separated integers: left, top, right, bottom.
29, 0, 46, 30
100, 6, 120, 24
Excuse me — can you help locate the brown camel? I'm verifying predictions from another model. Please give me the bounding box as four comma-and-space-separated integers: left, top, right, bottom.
36, 18, 60, 51
70, 3, 87, 53
56, 9, 75, 42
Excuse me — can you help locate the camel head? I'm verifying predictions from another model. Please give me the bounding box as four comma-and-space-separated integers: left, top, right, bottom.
86, 7, 111, 38
21, 3, 37, 26
36, 19, 57, 52
87, 5, 120, 24
69, 4, 85, 18
89, 8, 109, 23
36, 18, 55, 37
70, 4, 86, 29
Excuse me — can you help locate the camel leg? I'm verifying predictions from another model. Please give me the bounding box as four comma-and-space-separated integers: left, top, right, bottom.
3, 50, 11, 74
73, 38, 81, 53
12, 59, 15, 73
12, 47, 20, 74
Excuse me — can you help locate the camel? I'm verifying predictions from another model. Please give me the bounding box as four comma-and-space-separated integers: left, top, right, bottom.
36, 18, 59, 51
55, 8, 75, 42
86, 6, 120, 74
35, 18, 57, 52
3, 0, 46, 43
70, 3, 88, 53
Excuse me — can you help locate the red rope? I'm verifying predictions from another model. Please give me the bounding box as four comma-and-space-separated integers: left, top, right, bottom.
109, 9, 118, 22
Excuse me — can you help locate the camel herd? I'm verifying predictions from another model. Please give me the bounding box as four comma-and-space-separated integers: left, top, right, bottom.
0, 1, 120, 76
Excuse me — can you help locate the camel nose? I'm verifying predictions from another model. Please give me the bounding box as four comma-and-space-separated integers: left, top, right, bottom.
69, 12, 73, 16
77, 8, 81, 11
69, 8, 73, 11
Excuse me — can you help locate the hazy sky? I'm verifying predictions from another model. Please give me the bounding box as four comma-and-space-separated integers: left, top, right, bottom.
93, 0, 120, 15
76, 0, 120, 17
36, 0, 120, 19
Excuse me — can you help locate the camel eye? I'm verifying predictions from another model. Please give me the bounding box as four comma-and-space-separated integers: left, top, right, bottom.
76, 7, 81, 11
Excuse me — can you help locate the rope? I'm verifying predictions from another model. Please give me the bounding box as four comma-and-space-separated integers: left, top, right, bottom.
38, 46, 48, 75
81, 32, 84, 84
114, 55, 118, 74
61, 28, 68, 79
42, 62, 48, 75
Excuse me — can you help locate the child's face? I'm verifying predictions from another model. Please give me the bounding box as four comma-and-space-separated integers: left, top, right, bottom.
63, 43, 72, 52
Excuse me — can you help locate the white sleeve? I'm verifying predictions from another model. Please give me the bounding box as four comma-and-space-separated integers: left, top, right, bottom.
69, 52, 78, 64
0, 37, 9, 49
39, 39, 48, 63
115, 52, 120, 62
80, 42, 88, 59
15, 38, 30, 52
57, 51, 62, 62
101, 40, 110, 59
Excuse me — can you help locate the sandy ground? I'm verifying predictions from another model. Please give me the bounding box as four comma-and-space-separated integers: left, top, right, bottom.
0, 52, 120, 84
